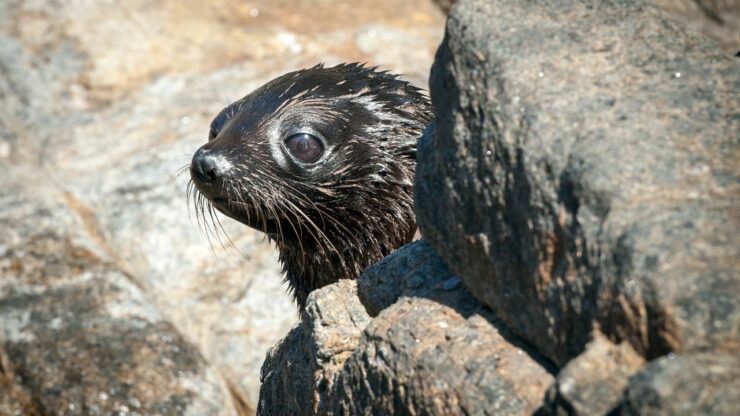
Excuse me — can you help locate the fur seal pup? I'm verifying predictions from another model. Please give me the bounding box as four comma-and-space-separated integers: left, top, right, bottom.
190, 63, 432, 308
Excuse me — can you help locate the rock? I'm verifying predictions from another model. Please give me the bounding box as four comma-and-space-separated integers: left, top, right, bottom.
335, 242, 554, 415
0, 376, 32, 416
258, 241, 555, 414
1, 0, 444, 411
257, 279, 371, 416
0, 181, 237, 416
416, 0, 739, 368
258, 241, 555, 415
432, 0, 740, 55
331, 298, 554, 415
337, 242, 555, 415
619, 352, 740, 415
543, 333, 646, 415
653, 0, 740, 54
358, 240, 479, 317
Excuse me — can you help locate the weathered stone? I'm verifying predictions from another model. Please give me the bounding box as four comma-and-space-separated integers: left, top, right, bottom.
358, 240, 478, 317
257, 279, 371, 416
654, 0, 740, 54
348, 241, 553, 415
0, 375, 35, 416
332, 297, 554, 415
259, 241, 555, 415
0, 184, 238, 415
543, 333, 646, 415
416, 0, 739, 368
619, 352, 740, 415
1, 0, 444, 411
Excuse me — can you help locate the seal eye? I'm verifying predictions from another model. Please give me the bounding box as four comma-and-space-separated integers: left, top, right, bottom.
284, 133, 324, 163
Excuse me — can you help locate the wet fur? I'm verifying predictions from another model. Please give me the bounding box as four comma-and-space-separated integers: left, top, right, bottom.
190, 63, 433, 308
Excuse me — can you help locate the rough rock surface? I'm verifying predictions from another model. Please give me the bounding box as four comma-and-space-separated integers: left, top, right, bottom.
417, 0, 739, 368
259, 241, 555, 415
0, 176, 239, 415
0, 0, 444, 413
338, 241, 555, 415
435, 0, 740, 54
256, 1, 738, 412
619, 352, 740, 416
543, 333, 645, 415
258, 280, 371, 416
358, 239, 478, 317
654, 0, 740, 54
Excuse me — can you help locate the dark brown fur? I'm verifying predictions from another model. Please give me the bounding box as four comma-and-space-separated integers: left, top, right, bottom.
190, 63, 432, 308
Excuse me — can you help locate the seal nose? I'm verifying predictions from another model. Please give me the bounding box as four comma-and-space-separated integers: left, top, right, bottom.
191, 148, 222, 184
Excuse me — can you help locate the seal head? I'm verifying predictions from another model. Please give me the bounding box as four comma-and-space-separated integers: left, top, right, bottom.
190, 63, 432, 308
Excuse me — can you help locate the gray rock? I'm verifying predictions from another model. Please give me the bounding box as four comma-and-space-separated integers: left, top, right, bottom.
257, 279, 371, 416
332, 297, 554, 415
654, 0, 740, 54
542, 333, 646, 416
431, 0, 740, 55
358, 240, 478, 317
336, 242, 554, 415
0, 181, 237, 416
416, 0, 739, 367
0, 376, 31, 416
1, 0, 444, 411
619, 352, 740, 415
258, 242, 555, 415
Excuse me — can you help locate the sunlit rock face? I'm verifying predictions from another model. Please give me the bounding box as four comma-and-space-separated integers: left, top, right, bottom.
416, 0, 738, 414
0, 0, 444, 413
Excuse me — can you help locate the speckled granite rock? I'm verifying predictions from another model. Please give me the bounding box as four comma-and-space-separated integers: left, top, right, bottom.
259, 241, 555, 415
654, 0, 740, 54
543, 333, 646, 415
0, 0, 444, 412
417, 0, 739, 367
332, 296, 553, 415
257, 280, 371, 416
0, 178, 238, 416
431, 0, 740, 54
619, 352, 740, 416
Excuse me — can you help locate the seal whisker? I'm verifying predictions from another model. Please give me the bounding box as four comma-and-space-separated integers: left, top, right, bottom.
188, 62, 432, 308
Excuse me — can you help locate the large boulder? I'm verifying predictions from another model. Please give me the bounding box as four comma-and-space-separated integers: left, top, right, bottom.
0, 177, 238, 415
258, 241, 554, 415
619, 352, 740, 415
0, 0, 444, 412
257, 280, 371, 416
416, 0, 739, 368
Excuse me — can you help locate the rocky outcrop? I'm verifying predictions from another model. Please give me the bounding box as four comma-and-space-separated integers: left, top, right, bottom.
258, 0, 738, 414
0, 176, 239, 415
418, 0, 738, 366
413, 0, 738, 413
342, 242, 554, 415
543, 333, 646, 415
258, 280, 371, 416
3, 0, 737, 414
259, 241, 554, 415
0, 0, 444, 414
654, 0, 740, 54
434, 1, 740, 55
619, 352, 740, 415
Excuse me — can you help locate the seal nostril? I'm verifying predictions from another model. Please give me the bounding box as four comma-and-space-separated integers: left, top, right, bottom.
191, 148, 222, 184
